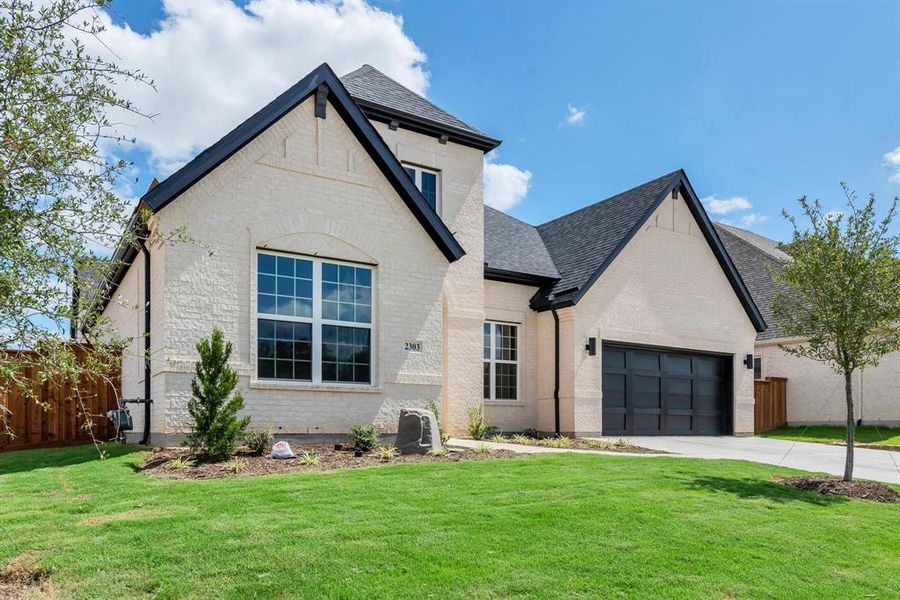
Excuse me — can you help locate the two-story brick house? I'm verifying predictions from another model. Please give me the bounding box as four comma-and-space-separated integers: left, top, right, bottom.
93, 63, 769, 444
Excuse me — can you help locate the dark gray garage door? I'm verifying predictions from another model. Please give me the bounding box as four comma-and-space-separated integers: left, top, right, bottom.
601, 344, 731, 436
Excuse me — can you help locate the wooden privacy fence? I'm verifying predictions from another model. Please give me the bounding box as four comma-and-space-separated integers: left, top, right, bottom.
1, 348, 121, 452
754, 377, 787, 433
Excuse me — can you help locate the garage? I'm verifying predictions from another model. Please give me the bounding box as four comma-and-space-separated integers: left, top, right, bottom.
601, 344, 731, 436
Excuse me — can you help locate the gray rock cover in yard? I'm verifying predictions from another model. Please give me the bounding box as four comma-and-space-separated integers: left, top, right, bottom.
396, 408, 441, 455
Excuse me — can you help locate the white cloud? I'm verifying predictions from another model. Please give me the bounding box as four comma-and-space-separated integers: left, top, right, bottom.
739, 213, 769, 227
82, 0, 427, 175
483, 152, 532, 212
883, 145, 900, 166
700, 195, 752, 215
882, 146, 900, 184
562, 104, 587, 126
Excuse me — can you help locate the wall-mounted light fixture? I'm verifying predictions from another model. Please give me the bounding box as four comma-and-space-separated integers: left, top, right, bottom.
585, 337, 597, 356
743, 354, 754, 369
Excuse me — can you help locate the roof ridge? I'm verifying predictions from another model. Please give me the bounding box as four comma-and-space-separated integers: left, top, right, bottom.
715, 225, 786, 266
343, 63, 485, 135
714, 222, 789, 262
536, 169, 683, 230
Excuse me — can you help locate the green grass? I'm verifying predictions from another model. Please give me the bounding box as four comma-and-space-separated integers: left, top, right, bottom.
1, 446, 899, 599
760, 425, 900, 446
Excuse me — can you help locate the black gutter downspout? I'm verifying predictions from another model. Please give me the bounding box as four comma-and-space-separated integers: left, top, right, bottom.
137, 236, 152, 445
551, 308, 561, 436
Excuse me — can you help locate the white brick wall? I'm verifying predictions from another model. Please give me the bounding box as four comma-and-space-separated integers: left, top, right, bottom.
105, 95, 485, 438
568, 193, 759, 435
756, 341, 900, 426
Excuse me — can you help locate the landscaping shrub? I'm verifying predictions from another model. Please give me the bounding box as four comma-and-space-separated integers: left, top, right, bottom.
186, 328, 250, 462
244, 428, 275, 456
373, 445, 398, 461
522, 428, 541, 439
349, 424, 379, 452
466, 404, 491, 440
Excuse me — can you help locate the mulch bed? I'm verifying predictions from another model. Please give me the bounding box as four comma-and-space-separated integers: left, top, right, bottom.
490, 437, 661, 454
778, 475, 900, 504
137, 444, 523, 480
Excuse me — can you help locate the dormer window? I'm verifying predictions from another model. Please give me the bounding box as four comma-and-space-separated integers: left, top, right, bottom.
403, 163, 440, 213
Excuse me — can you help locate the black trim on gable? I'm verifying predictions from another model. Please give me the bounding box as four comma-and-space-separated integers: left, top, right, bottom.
354, 100, 501, 152
484, 266, 558, 287
531, 171, 767, 333
142, 63, 464, 263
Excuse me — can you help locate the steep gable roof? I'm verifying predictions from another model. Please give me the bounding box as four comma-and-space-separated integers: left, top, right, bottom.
527, 170, 766, 332
715, 224, 789, 341
484, 205, 560, 283
143, 62, 464, 263
340, 65, 500, 151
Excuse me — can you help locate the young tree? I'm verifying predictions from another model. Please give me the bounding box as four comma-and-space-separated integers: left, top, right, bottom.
0, 0, 153, 438
186, 328, 250, 462
772, 185, 900, 481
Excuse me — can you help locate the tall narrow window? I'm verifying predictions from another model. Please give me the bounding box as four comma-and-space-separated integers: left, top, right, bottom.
257, 251, 373, 385
483, 321, 518, 401
753, 356, 762, 380
402, 163, 440, 213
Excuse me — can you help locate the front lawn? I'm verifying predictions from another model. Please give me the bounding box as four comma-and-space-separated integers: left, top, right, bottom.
1, 446, 898, 599
761, 425, 900, 446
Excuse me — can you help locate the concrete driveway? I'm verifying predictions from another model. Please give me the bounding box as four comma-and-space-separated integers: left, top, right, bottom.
609, 435, 900, 484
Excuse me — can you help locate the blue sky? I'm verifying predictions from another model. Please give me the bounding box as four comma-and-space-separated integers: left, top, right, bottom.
102, 0, 900, 241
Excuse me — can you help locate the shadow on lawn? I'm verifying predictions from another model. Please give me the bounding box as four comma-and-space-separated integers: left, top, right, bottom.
0, 443, 143, 476
689, 475, 848, 506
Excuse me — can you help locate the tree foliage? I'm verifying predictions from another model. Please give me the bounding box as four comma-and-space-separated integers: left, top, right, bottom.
186, 328, 250, 462
772, 185, 900, 480
0, 0, 152, 439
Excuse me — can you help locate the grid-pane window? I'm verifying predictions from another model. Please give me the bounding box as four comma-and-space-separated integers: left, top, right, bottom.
483, 321, 518, 401
256, 251, 374, 385
402, 163, 441, 213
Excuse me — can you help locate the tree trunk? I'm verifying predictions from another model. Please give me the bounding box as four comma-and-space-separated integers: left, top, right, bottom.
843, 371, 855, 482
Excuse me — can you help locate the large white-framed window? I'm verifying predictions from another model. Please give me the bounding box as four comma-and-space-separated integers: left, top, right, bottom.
256, 250, 373, 385
483, 321, 518, 401
402, 163, 440, 214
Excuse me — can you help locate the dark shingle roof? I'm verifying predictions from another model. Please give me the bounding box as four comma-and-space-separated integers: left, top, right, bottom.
340, 65, 499, 150
714, 224, 789, 340
484, 206, 560, 280
534, 170, 683, 304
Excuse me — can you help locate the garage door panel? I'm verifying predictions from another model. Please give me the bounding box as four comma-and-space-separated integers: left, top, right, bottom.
632, 375, 661, 409
603, 373, 627, 408
602, 344, 730, 436
666, 378, 692, 410
603, 348, 626, 370
665, 354, 692, 375
632, 351, 660, 372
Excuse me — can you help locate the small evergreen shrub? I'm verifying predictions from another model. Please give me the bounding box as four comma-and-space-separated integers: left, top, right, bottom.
522, 428, 541, 440
186, 328, 250, 462
349, 424, 379, 452
466, 404, 491, 440
244, 427, 275, 456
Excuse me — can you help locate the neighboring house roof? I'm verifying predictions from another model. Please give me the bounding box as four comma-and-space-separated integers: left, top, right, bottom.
87, 63, 483, 328
715, 222, 791, 261
715, 224, 790, 341
340, 65, 501, 152
481, 169, 766, 332
484, 206, 560, 283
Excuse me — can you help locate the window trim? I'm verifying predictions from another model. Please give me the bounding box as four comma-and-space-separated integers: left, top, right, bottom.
254, 249, 376, 388
483, 320, 520, 403
402, 162, 441, 215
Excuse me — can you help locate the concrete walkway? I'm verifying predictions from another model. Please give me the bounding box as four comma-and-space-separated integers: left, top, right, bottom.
609, 436, 900, 484
450, 436, 900, 484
